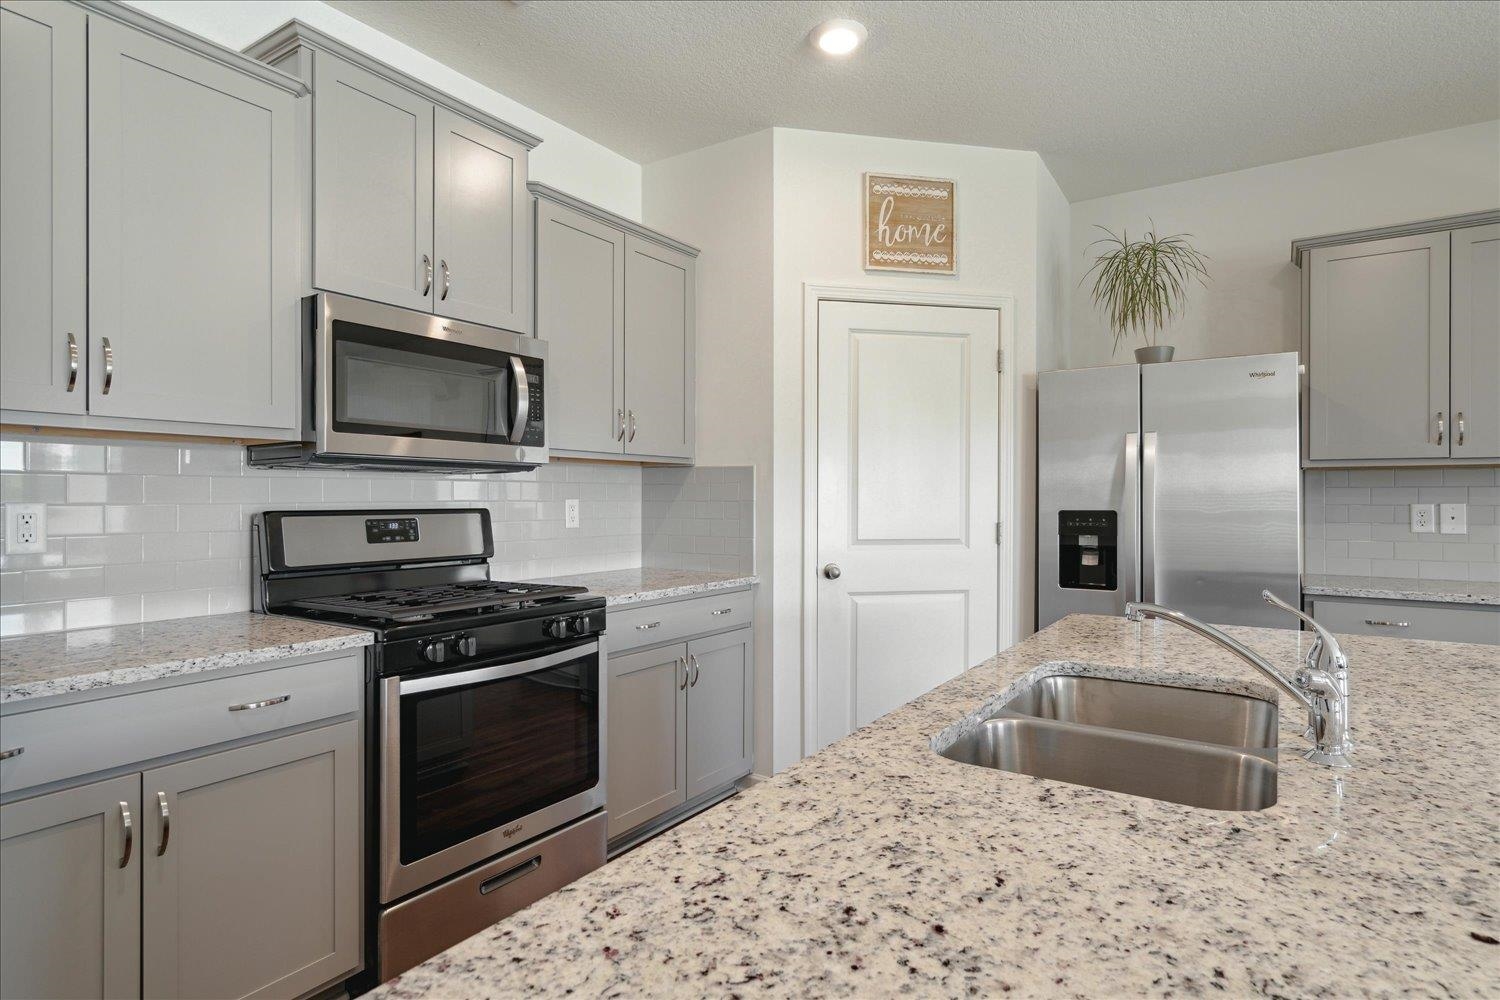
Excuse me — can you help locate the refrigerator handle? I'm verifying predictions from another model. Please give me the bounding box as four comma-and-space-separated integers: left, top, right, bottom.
1141, 432, 1158, 604
1123, 432, 1140, 604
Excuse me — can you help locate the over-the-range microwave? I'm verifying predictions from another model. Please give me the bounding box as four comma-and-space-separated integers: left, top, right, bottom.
249, 293, 547, 473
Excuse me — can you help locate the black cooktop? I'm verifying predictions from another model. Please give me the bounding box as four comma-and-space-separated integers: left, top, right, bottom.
284, 580, 589, 624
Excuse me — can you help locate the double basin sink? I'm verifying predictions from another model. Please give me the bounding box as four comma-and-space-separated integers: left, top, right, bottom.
938, 673, 1279, 811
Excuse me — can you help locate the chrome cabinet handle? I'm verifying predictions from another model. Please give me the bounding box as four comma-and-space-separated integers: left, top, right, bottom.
636, 621, 661, 630
228, 693, 290, 712
508, 356, 529, 445
1456, 412, 1465, 446
1364, 619, 1409, 628
710, 608, 734, 616
822, 563, 841, 580
119, 801, 133, 869
0, 746, 22, 761
1436, 411, 1444, 446
101, 337, 114, 394
155, 791, 170, 856
66, 333, 78, 392
627, 410, 637, 443
678, 656, 688, 690
440, 259, 451, 300
689, 654, 700, 687
422, 254, 433, 296
616, 408, 626, 442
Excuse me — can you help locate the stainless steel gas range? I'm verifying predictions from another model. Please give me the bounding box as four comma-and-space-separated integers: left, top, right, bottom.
252, 508, 607, 988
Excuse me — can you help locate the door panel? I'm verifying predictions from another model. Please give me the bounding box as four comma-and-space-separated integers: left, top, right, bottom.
143, 722, 360, 1000
434, 108, 530, 332
606, 643, 687, 838
816, 301, 1000, 751
1308, 233, 1449, 459
1451, 224, 1500, 460
0, 773, 141, 1000
686, 629, 752, 797
535, 198, 626, 454
1142, 354, 1300, 628
87, 16, 299, 430
313, 51, 434, 311
0, 0, 86, 415
623, 236, 694, 459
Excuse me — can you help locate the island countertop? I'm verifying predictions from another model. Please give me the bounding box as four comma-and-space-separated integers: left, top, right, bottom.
375, 614, 1498, 999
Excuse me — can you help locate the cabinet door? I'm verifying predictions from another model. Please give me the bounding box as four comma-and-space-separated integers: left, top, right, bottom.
1451, 224, 1500, 460
143, 721, 360, 1000
686, 629, 753, 798
606, 642, 687, 839
1307, 232, 1449, 460
535, 198, 626, 454
434, 107, 531, 332
623, 236, 695, 460
0, 774, 141, 1000
0, 0, 86, 415
312, 51, 434, 312
87, 16, 299, 431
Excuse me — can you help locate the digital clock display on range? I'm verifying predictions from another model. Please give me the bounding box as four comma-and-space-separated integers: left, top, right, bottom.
365, 518, 420, 544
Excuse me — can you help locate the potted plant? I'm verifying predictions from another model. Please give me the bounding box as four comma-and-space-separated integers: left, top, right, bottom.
1083, 223, 1209, 363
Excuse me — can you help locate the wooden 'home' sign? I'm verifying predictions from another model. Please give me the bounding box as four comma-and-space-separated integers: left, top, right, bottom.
864, 173, 956, 273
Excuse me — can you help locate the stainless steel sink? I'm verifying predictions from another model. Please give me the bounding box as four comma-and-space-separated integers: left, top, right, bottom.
938, 674, 1279, 811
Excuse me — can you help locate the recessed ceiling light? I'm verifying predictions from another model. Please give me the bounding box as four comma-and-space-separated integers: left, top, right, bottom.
810, 18, 867, 57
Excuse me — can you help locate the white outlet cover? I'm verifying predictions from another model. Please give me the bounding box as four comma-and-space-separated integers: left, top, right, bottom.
6, 503, 47, 554
1439, 503, 1467, 535
565, 498, 580, 529
1410, 503, 1435, 533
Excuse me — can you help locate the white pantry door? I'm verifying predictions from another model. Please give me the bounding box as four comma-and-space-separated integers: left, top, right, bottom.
815, 300, 1000, 750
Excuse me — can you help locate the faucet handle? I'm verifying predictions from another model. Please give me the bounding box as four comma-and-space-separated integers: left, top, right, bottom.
1262, 590, 1348, 672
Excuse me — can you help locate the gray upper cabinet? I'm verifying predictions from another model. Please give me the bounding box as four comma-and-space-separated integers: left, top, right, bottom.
606, 643, 688, 839
532, 184, 697, 462
0, 773, 141, 1000
0, 0, 86, 416
685, 629, 753, 799
1451, 223, 1500, 460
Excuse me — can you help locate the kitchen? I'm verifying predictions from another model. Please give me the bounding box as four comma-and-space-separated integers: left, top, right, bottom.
0, 2, 1496, 998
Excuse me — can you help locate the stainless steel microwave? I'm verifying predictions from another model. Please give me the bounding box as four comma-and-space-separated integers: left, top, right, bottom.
249, 293, 547, 473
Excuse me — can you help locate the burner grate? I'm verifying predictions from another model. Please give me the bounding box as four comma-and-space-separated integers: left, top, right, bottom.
287, 581, 587, 623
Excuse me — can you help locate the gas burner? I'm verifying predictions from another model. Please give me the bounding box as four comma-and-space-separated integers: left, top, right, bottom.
286, 580, 588, 623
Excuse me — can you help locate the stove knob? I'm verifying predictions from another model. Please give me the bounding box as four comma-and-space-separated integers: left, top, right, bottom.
454, 634, 478, 657
568, 615, 592, 636
421, 641, 447, 664
545, 619, 570, 640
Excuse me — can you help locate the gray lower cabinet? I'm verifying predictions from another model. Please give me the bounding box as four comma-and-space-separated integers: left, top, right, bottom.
1451, 223, 1500, 460
1308, 597, 1499, 646
685, 629, 753, 798
142, 721, 361, 1000
0, 0, 87, 416
0, 774, 141, 1000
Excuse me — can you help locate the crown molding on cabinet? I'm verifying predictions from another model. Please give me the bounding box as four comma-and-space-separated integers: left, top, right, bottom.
529, 182, 700, 258
1290, 208, 1500, 266
243, 19, 542, 150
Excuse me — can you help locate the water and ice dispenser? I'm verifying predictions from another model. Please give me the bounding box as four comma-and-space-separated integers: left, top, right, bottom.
1057, 510, 1117, 590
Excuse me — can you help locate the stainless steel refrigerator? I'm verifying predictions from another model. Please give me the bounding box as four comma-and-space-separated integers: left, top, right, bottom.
1038, 352, 1300, 630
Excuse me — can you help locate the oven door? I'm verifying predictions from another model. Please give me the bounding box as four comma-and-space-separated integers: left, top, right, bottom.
379, 639, 603, 903
314, 293, 547, 468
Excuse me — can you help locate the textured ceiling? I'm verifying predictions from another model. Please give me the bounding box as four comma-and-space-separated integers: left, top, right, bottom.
327, 0, 1500, 199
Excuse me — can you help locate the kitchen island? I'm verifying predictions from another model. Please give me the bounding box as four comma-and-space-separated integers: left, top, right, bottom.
374, 614, 1498, 998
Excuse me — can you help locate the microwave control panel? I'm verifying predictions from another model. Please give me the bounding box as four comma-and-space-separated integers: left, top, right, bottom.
519, 364, 544, 447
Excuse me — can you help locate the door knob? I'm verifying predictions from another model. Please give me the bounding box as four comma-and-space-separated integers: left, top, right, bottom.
822, 563, 842, 580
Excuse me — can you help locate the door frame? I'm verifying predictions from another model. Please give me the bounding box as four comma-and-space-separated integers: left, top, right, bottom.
800, 283, 1019, 756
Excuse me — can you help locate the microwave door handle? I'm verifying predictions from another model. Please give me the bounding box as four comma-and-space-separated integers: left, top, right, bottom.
508, 356, 529, 445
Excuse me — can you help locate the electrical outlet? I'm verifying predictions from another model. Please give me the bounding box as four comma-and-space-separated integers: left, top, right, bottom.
5, 503, 47, 554
564, 498, 580, 529
1410, 503, 1435, 533
1440, 503, 1467, 535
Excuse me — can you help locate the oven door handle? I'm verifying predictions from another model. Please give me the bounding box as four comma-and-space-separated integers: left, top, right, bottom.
398, 641, 598, 695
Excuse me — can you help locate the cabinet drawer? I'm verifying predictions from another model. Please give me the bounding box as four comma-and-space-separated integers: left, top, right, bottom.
1309, 597, 1499, 645
607, 590, 752, 653
0, 651, 362, 796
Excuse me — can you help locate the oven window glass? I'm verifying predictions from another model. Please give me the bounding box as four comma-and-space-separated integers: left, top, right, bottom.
399, 651, 599, 863
331, 319, 521, 444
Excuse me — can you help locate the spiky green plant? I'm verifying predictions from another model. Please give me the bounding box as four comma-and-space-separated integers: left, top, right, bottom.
1084, 224, 1210, 354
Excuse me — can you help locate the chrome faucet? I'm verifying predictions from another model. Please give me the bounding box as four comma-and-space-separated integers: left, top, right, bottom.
1125, 591, 1352, 768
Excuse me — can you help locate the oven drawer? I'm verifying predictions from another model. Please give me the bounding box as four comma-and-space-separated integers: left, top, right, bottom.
378, 810, 607, 981
607, 590, 753, 653
0, 651, 363, 796
1308, 597, 1499, 645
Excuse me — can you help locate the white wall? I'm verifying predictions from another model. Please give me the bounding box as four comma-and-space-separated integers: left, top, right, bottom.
1066, 121, 1500, 369
125, 0, 642, 218
642, 130, 776, 776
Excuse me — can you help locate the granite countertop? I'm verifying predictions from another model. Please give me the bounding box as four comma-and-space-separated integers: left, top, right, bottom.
375, 614, 1498, 999
535, 567, 758, 606
1303, 573, 1500, 606
0, 613, 372, 706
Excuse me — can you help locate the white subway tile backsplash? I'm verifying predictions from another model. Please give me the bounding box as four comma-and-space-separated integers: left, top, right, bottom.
27, 441, 106, 472
105, 504, 177, 534
66, 534, 143, 566
105, 562, 177, 596
2, 473, 68, 502
67, 474, 143, 504
143, 475, 212, 503
25, 567, 105, 603
46, 505, 104, 535
106, 442, 177, 475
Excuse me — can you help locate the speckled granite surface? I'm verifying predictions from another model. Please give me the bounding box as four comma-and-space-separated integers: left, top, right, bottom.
0, 613, 371, 705
1304, 573, 1500, 606
535, 568, 757, 606
374, 614, 1498, 999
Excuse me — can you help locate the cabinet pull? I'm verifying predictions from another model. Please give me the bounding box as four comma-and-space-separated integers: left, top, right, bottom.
155, 792, 170, 857
1456, 412, 1465, 446
710, 608, 734, 616
0, 746, 22, 761
101, 337, 114, 394
440, 259, 451, 300
678, 656, 688, 690
66, 333, 78, 392
1364, 619, 1409, 628
119, 801, 133, 869
627, 410, 637, 443
635, 621, 661, 631
422, 254, 433, 296
228, 694, 290, 712
616, 408, 626, 442
1435, 411, 1444, 446
479, 856, 540, 895
689, 654, 700, 687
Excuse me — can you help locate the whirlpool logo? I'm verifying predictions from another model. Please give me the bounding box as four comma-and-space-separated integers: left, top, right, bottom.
1248, 370, 1278, 379
501, 822, 524, 839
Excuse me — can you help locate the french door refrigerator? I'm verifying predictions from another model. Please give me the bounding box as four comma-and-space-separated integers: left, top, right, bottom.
1038, 352, 1300, 630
